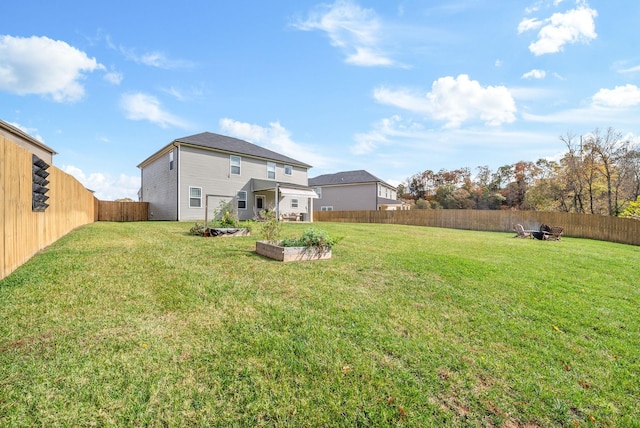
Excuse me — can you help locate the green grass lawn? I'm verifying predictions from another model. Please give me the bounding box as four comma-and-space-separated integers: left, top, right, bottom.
1, 221, 638, 427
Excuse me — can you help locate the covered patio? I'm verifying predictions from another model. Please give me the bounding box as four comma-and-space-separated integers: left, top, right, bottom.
251, 179, 319, 222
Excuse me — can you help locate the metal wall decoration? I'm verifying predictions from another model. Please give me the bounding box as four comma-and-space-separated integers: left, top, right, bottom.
32, 154, 50, 212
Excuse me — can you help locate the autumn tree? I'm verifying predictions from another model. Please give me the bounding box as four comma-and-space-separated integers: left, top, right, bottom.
584, 128, 631, 216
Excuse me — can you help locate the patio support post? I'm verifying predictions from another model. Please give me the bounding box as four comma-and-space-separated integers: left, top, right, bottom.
275, 182, 280, 221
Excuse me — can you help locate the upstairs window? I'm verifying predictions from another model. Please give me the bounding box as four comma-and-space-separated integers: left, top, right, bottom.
189, 187, 202, 208
267, 162, 276, 179
230, 155, 241, 175
169, 150, 174, 170
315, 188, 322, 199
284, 165, 293, 176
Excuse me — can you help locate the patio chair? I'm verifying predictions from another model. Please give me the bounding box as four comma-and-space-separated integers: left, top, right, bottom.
540, 224, 563, 241
513, 224, 532, 238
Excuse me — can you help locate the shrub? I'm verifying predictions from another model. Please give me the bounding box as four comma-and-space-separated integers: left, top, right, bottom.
281, 227, 340, 250
259, 210, 281, 242
218, 210, 240, 228
189, 222, 205, 236
209, 200, 240, 228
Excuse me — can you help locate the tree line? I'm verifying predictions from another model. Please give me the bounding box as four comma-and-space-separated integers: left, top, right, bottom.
398, 127, 640, 219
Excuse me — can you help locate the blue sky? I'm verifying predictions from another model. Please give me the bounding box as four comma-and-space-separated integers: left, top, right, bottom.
2, 0, 640, 200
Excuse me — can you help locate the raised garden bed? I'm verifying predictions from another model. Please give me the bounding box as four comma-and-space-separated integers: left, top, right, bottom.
256, 240, 332, 262
203, 228, 251, 237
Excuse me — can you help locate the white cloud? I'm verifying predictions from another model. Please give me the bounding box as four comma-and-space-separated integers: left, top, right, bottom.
62, 165, 140, 200
293, 0, 396, 67
351, 115, 423, 154
346, 47, 393, 67
592, 84, 640, 108
520, 4, 598, 55
374, 74, 517, 128
616, 64, 640, 74
137, 51, 193, 69
518, 18, 543, 33
104, 70, 123, 85
373, 86, 431, 114
120, 92, 188, 128
0, 35, 104, 102
219, 118, 333, 168
161, 85, 204, 102
117, 45, 194, 69
522, 69, 547, 79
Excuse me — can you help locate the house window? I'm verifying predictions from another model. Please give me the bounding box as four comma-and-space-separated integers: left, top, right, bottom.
314, 187, 322, 199
237, 191, 247, 210
321, 206, 333, 211
284, 165, 293, 176
256, 195, 265, 211
169, 150, 174, 170
291, 199, 299, 208
267, 162, 276, 179
189, 186, 202, 208
378, 184, 382, 197
230, 155, 241, 175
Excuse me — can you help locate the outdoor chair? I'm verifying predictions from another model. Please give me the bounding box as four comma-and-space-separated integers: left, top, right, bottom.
540, 224, 564, 241
513, 224, 532, 238
280, 212, 300, 222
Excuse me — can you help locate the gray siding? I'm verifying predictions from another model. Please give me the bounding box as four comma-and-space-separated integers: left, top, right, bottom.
141, 149, 178, 220
312, 183, 377, 211
177, 146, 309, 221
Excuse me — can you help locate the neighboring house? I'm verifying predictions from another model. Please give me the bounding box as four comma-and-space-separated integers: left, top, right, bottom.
0, 119, 56, 164
137, 132, 318, 221
309, 170, 405, 211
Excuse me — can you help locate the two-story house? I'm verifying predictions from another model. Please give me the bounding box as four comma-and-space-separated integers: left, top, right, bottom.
309, 170, 404, 211
1, 119, 56, 164
137, 132, 318, 221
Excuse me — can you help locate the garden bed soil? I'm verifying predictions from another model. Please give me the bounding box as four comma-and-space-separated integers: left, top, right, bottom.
256, 240, 332, 262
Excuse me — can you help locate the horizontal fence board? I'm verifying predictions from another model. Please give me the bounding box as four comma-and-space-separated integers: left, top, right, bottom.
314, 209, 640, 246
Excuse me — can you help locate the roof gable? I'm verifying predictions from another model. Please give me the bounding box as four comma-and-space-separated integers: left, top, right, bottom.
176, 132, 311, 167
309, 170, 389, 187
0, 119, 57, 155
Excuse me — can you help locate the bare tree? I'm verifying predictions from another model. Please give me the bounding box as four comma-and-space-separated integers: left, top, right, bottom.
559, 132, 587, 213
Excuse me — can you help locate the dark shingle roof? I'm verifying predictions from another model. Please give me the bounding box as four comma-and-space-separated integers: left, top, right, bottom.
308, 170, 388, 187
176, 132, 311, 167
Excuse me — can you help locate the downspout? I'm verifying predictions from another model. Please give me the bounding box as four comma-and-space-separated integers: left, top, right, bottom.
375, 182, 379, 210
174, 142, 180, 221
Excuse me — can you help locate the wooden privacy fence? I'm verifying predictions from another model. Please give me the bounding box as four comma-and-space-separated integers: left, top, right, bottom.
98, 201, 148, 222
314, 209, 640, 246
1, 136, 98, 280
